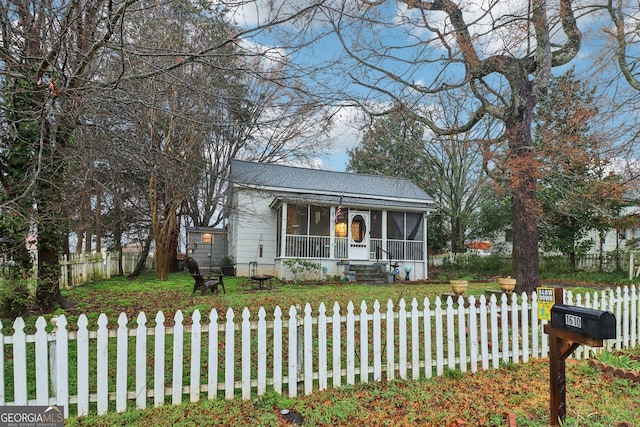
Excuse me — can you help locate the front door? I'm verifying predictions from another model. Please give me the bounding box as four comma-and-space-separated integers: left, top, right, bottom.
349, 211, 369, 260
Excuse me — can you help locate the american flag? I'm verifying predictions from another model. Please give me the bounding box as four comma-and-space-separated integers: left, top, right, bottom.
334, 195, 343, 224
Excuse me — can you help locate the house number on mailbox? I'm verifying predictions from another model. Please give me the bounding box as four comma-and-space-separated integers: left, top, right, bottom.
564, 314, 581, 328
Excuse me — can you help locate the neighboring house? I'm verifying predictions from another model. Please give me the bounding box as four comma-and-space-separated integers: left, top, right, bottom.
185, 226, 225, 271
227, 160, 435, 280
584, 205, 640, 255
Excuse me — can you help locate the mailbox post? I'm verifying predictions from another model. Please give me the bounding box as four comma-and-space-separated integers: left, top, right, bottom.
544, 287, 616, 426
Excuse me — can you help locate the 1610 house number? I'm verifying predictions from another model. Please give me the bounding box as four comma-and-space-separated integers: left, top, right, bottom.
565, 314, 582, 329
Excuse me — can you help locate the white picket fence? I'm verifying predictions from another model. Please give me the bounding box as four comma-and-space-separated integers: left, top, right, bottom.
2, 286, 639, 419
59, 253, 155, 287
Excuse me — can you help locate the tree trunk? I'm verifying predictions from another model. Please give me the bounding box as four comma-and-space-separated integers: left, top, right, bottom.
128, 235, 152, 279
95, 192, 102, 253
507, 83, 540, 295
34, 122, 72, 310
570, 252, 577, 271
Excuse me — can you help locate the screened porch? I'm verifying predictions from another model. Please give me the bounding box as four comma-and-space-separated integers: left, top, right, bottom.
277, 202, 425, 262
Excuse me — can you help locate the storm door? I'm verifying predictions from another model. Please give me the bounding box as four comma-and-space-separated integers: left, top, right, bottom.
349, 211, 369, 260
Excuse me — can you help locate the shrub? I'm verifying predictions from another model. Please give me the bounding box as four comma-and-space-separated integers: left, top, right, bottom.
0, 279, 31, 318
282, 258, 321, 283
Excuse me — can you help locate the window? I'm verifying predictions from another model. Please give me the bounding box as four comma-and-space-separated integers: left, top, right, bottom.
287, 204, 308, 235
370, 210, 382, 239
387, 212, 423, 240
309, 205, 330, 235
202, 233, 212, 244
350, 214, 367, 243
287, 204, 330, 236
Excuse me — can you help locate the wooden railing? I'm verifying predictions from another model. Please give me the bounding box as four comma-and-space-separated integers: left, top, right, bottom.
284, 235, 423, 261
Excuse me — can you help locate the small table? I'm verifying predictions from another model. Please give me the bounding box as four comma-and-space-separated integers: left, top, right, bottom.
251, 275, 274, 290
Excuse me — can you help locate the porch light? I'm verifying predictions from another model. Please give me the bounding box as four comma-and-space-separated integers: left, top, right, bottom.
335, 222, 347, 237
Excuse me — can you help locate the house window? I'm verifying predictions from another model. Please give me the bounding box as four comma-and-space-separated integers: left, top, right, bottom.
287, 204, 308, 234
370, 210, 382, 239
287, 204, 330, 236
202, 233, 212, 244
618, 229, 627, 241
350, 214, 367, 243
309, 205, 330, 235
284, 203, 332, 258
387, 212, 422, 240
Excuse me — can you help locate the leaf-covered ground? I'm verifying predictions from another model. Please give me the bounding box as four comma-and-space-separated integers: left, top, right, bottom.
66, 358, 639, 426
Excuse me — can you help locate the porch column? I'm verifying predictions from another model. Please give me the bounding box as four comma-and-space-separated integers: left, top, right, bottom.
381, 210, 388, 261
423, 213, 429, 279
330, 206, 336, 259
280, 202, 288, 258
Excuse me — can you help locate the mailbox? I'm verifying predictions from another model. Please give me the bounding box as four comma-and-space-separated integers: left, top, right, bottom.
551, 304, 616, 340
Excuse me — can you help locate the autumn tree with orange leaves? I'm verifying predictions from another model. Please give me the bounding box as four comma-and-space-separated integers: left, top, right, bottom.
534, 69, 627, 270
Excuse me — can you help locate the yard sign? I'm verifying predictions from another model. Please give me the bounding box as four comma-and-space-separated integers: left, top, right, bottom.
537, 287, 556, 321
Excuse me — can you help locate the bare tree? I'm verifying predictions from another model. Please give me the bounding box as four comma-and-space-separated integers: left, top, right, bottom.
0, 0, 140, 310
607, 0, 640, 92
246, 0, 585, 293
347, 98, 489, 255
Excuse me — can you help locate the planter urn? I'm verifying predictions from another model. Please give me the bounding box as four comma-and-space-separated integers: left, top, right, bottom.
497, 277, 516, 293
450, 280, 469, 296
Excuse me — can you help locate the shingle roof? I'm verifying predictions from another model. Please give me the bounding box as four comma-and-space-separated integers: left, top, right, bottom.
230, 160, 434, 207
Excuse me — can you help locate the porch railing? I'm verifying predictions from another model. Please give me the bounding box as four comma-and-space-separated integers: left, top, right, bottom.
384, 239, 423, 261
284, 235, 422, 261
285, 235, 331, 258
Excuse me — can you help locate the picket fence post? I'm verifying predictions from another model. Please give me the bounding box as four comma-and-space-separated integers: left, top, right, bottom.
273, 306, 283, 394
346, 302, 355, 385
96, 314, 109, 414
332, 302, 341, 388
77, 315, 89, 414
154, 311, 166, 406
360, 301, 369, 384
372, 300, 382, 382
287, 305, 298, 397
116, 313, 128, 412
173, 310, 185, 404
303, 304, 313, 394
423, 297, 433, 378
137, 312, 148, 409
386, 300, 395, 380
224, 308, 234, 399
257, 307, 268, 395
35, 316, 49, 406
208, 309, 219, 400
13, 317, 27, 406
241, 308, 251, 400
435, 297, 444, 376
318, 303, 328, 391
468, 295, 478, 372
398, 298, 407, 379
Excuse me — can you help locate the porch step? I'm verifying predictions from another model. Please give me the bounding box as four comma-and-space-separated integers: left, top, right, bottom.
349, 263, 392, 284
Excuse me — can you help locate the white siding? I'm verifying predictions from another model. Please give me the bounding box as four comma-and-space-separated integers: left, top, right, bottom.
231, 190, 277, 276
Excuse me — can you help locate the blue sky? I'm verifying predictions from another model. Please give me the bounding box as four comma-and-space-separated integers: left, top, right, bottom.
225, 0, 640, 173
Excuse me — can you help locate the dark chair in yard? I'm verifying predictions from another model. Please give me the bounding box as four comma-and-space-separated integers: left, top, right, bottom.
185, 257, 225, 295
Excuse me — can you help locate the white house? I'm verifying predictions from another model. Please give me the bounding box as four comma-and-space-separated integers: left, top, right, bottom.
227, 160, 435, 280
